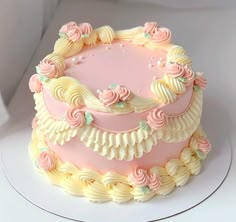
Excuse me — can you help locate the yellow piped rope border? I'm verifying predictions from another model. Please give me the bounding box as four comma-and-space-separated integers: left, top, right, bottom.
29, 126, 208, 203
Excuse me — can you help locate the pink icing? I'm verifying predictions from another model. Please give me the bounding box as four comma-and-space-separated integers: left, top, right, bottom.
114, 85, 132, 101
79, 23, 93, 35
60, 22, 82, 42
194, 73, 207, 89
38, 151, 56, 171
31, 116, 38, 129
128, 167, 150, 187
184, 65, 195, 85
38, 59, 61, 78
152, 27, 171, 44
66, 108, 85, 128
197, 137, 211, 154
47, 136, 189, 175
147, 109, 167, 129
144, 22, 158, 35
60, 22, 78, 33
148, 174, 161, 191
98, 89, 119, 106
29, 74, 42, 93
166, 62, 185, 78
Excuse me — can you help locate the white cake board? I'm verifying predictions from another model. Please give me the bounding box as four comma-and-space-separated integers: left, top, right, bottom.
0, 123, 232, 222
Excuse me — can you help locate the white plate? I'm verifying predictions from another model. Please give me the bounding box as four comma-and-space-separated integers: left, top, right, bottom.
0, 123, 232, 222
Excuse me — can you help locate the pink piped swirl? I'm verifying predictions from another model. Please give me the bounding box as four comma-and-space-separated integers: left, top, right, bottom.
148, 174, 161, 191
152, 27, 172, 44
98, 89, 120, 106
37, 59, 61, 78
66, 108, 85, 128
183, 65, 195, 85
197, 137, 212, 155
29, 74, 42, 93
31, 116, 39, 129
38, 151, 56, 171
194, 73, 207, 89
166, 62, 185, 78
59, 21, 82, 42
115, 85, 132, 101
79, 23, 93, 36
128, 167, 150, 187
144, 22, 158, 35
147, 108, 167, 130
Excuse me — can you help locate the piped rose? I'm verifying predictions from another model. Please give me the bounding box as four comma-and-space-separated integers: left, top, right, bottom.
147, 108, 167, 130
31, 116, 39, 129
115, 85, 132, 101
197, 137, 211, 155
79, 23, 93, 36
194, 73, 207, 89
66, 107, 85, 128
128, 167, 150, 187
144, 22, 158, 35
166, 62, 185, 78
29, 74, 42, 93
38, 151, 56, 171
37, 59, 62, 79
98, 89, 120, 107
152, 27, 172, 44
183, 65, 195, 85
148, 174, 161, 191
59, 21, 82, 42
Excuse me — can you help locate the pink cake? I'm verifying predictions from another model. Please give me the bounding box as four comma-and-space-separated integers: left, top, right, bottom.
29, 21, 211, 202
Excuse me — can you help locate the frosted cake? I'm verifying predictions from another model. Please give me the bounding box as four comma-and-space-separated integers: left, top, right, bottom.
29, 21, 211, 202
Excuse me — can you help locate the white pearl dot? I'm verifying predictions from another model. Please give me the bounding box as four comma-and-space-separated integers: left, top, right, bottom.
148, 63, 153, 68
96, 89, 101, 94
79, 55, 85, 60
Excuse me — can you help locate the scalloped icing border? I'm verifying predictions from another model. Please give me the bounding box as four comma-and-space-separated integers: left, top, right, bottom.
34, 90, 203, 161
29, 125, 209, 203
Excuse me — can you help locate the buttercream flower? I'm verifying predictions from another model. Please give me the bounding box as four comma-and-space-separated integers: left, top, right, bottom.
115, 85, 132, 101
98, 89, 120, 106
148, 174, 161, 191
197, 137, 211, 155
31, 116, 39, 129
38, 151, 56, 171
37, 59, 62, 78
194, 73, 207, 89
147, 108, 167, 130
128, 167, 150, 187
152, 27, 172, 44
183, 65, 195, 85
144, 22, 158, 35
66, 108, 85, 128
59, 21, 82, 42
79, 22, 93, 36
29, 74, 42, 93
166, 62, 185, 78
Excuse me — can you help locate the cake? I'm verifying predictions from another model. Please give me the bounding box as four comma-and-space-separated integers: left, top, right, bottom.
29, 21, 211, 203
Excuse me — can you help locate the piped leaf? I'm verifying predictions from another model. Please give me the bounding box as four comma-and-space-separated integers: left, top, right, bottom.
178, 77, 186, 83
139, 120, 150, 131
38, 74, 49, 82
193, 85, 201, 92
144, 33, 151, 39
39, 147, 48, 153
115, 102, 127, 108
59, 32, 68, 38
141, 186, 151, 194
195, 149, 205, 160
85, 111, 94, 125
108, 83, 119, 89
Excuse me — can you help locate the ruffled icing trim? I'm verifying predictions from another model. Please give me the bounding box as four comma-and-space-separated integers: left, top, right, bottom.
29, 126, 209, 203
34, 90, 202, 160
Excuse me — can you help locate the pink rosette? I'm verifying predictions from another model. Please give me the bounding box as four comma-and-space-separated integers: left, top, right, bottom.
166, 62, 185, 78
194, 73, 207, 89
152, 27, 172, 44
31, 116, 39, 129
59, 21, 82, 42
197, 137, 212, 155
144, 22, 158, 35
128, 167, 150, 187
147, 108, 167, 130
148, 174, 161, 191
79, 23, 93, 36
37, 59, 61, 78
98, 89, 120, 106
59, 21, 78, 33
38, 151, 56, 171
66, 108, 85, 128
29, 74, 42, 93
115, 85, 132, 101
183, 65, 195, 85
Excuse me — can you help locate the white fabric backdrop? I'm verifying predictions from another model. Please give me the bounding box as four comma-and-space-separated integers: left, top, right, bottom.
0, 0, 59, 125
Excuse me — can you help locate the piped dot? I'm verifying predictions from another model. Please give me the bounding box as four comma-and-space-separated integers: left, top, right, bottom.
120, 43, 124, 48
148, 63, 153, 68
79, 55, 85, 60
153, 76, 157, 80
71, 57, 79, 63
96, 89, 102, 94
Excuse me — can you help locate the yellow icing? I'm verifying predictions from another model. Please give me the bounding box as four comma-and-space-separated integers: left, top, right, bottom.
34, 90, 202, 160
95, 26, 115, 44
29, 126, 210, 203
163, 74, 186, 94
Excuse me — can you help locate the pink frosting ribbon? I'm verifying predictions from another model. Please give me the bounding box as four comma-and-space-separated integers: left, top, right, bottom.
29, 74, 42, 93
166, 62, 185, 78
59, 21, 82, 42
194, 73, 207, 89
147, 108, 167, 130
66, 107, 85, 128
152, 27, 172, 44
144, 22, 158, 35
114, 85, 132, 101
79, 23, 93, 36
38, 151, 56, 171
98, 89, 120, 106
197, 137, 211, 154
